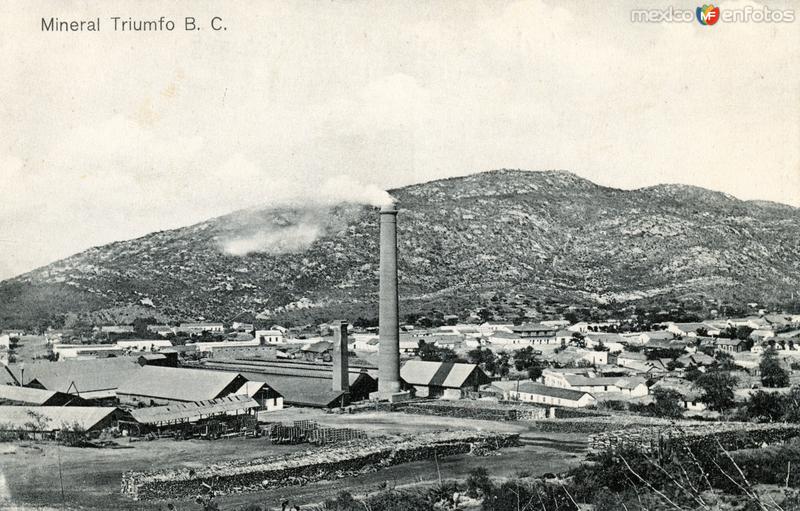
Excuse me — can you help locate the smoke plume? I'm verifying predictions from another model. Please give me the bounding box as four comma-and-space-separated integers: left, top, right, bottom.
218, 175, 393, 257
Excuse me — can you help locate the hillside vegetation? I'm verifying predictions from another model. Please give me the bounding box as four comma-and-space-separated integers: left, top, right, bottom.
1, 170, 798, 328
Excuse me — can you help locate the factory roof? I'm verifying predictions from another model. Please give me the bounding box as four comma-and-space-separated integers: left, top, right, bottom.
0, 384, 88, 406
116, 366, 246, 402
6, 358, 141, 397
0, 406, 123, 432
400, 361, 490, 389
129, 395, 258, 425
235, 370, 348, 407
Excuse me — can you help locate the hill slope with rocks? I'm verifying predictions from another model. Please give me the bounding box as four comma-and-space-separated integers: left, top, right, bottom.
1, 169, 799, 328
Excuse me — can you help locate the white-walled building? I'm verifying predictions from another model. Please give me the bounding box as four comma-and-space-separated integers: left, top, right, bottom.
499, 381, 597, 408
255, 329, 285, 345
116, 339, 173, 352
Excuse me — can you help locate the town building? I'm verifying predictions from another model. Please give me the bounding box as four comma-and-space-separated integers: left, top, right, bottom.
116, 339, 174, 352
254, 329, 285, 344
511, 323, 558, 344
178, 322, 225, 334
716, 338, 746, 353
498, 381, 597, 408
146, 325, 175, 337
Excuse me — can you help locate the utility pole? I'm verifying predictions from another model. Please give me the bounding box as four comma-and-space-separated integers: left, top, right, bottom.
57, 443, 65, 510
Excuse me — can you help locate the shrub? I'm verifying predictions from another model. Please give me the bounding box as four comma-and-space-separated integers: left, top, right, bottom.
652, 387, 684, 419
323, 490, 435, 511
743, 390, 787, 422
466, 467, 494, 497
760, 348, 790, 388
481, 480, 577, 511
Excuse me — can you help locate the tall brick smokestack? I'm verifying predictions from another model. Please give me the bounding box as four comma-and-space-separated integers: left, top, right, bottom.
378, 203, 401, 395
332, 320, 349, 393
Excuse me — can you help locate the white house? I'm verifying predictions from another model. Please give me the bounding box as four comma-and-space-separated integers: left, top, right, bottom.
664, 322, 721, 337
487, 331, 533, 349
255, 329, 285, 345
0, 334, 10, 350
478, 322, 514, 336
501, 381, 597, 408
583, 333, 625, 352
542, 369, 648, 398
555, 330, 573, 346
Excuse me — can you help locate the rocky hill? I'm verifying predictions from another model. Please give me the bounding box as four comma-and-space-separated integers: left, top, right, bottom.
1, 169, 799, 328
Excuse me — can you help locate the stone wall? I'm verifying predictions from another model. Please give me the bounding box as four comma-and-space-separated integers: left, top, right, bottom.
121, 431, 519, 501
399, 400, 546, 421
590, 423, 800, 456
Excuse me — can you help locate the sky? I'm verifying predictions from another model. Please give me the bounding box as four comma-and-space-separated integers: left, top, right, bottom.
1, 0, 798, 280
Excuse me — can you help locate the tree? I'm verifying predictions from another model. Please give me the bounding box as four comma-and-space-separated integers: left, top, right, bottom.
713, 351, 737, 371
652, 387, 684, 418
785, 386, 800, 422
744, 390, 787, 422
496, 352, 511, 378
694, 371, 738, 412
417, 340, 460, 363
666, 360, 685, 372
684, 365, 702, 382
466, 467, 494, 498
571, 332, 586, 348
760, 348, 789, 388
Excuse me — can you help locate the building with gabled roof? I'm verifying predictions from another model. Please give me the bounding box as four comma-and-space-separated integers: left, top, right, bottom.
199, 358, 377, 407
6, 358, 141, 399
400, 360, 490, 399
0, 406, 127, 433
0, 384, 90, 406
494, 381, 596, 408
116, 366, 248, 407
234, 381, 283, 411
128, 394, 259, 427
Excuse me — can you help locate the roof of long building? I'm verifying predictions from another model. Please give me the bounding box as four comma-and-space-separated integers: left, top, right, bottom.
129, 395, 258, 425
5, 358, 141, 396
0, 406, 121, 431
0, 384, 79, 405
116, 366, 245, 402
234, 370, 347, 407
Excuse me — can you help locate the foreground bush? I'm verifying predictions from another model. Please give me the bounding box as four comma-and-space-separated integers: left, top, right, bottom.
481, 480, 577, 511
323, 490, 435, 511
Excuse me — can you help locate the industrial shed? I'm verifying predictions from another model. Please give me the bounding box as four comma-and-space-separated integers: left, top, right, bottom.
5, 358, 142, 400
201, 359, 378, 407
234, 381, 284, 411
116, 366, 248, 407
128, 395, 259, 427
0, 384, 90, 406
0, 406, 127, 433
400, 361, 491, 399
